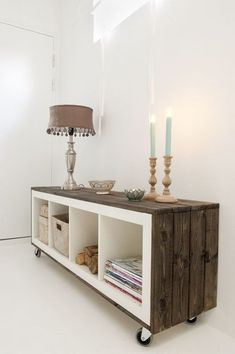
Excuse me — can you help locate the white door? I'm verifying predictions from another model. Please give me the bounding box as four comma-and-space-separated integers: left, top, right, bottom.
0, 24, 53, 239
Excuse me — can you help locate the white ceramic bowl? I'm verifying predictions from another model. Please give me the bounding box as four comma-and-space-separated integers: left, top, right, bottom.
89, 180, 115, 194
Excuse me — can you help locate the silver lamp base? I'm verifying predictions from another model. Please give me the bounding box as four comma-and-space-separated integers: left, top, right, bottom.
62, 135, 79, 191
62, 178, 79, 191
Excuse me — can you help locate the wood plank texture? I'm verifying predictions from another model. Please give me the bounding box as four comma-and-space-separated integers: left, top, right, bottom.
172, 212, 190, 325
189, 210, 206, 318
32, 187, 219, 215
204, 208, 219, 310
151, 212, 174, 334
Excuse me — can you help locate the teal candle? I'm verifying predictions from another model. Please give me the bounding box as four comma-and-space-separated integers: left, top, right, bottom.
150, 115, 156, 157
165, 115, 172, 156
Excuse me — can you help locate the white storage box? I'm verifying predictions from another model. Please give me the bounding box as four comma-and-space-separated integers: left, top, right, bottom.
38, 215, 48, 245
51, 214, 69, 256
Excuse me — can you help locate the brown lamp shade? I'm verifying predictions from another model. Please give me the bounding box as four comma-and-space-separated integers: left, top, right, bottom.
47, 104, 96, 137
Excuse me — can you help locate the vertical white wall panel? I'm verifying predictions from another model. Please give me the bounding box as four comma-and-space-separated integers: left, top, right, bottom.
0, 24, 53, 238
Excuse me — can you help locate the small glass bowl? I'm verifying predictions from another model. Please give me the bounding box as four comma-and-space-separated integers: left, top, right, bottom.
124, 189, 145, 201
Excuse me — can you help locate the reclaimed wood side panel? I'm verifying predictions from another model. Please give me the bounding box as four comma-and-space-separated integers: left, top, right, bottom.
151, 212, 174, 334
189, 210, 206, 318
172, 212, 190, 325
204, 208, 219, 310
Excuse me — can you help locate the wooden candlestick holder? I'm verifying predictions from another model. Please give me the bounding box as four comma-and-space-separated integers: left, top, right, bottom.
156, 156, 178, 203
144, 157, 159, 201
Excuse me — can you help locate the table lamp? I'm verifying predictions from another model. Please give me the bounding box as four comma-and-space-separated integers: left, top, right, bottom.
47, 104, 96, 190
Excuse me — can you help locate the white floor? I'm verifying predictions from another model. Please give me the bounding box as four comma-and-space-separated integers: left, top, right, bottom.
0, 239, 235, 354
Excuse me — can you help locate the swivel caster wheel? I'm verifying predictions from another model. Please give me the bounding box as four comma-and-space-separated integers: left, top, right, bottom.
136, 327, 152, 346
34, 248, 41, 258
187, 316, 197, 324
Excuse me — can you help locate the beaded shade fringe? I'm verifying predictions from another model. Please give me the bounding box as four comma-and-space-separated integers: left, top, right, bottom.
46, 127, 95, 137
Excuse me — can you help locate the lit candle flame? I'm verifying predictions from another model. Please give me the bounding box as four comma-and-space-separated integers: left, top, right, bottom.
166, 107, 173, 118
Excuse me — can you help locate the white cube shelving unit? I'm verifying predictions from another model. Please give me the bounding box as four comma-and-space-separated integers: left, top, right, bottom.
32, 190, 152, 325
31, 187, 219, 346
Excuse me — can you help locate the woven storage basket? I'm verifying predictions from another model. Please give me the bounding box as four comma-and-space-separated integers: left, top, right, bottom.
40, 204, 48, 218
39, 215, 48, 245
51, 214, 69, 256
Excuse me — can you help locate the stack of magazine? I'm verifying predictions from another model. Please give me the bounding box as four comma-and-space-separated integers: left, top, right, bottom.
104, 256, 142, 303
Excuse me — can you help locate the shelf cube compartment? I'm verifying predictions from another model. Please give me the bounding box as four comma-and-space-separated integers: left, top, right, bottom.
99, 215, 143, 281
32, 197, 49, 243
69, 207, 98, 270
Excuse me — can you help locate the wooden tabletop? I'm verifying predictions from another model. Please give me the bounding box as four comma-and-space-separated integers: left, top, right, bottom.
32, 187, 219, 215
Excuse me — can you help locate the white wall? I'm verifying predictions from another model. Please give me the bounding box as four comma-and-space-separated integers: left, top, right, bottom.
53, 0, 101, 186
55, 0, 150, 188
0, 0, 59, 239
57, 0, 235, 340
0, 0, 59, 35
